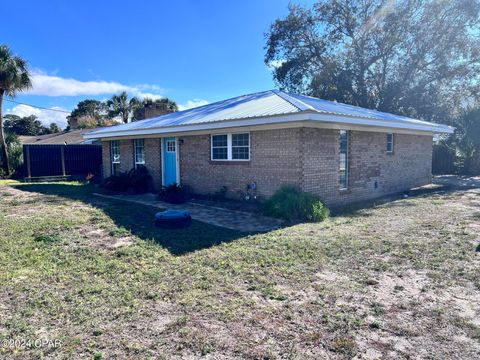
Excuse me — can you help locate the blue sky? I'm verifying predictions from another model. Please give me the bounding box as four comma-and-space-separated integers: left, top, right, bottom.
1, 0, 314, 128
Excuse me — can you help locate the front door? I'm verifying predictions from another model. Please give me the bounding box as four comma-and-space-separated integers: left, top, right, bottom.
163, 137, 178, 186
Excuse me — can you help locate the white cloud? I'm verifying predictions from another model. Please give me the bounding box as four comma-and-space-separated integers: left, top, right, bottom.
6, 104, 69, 129
27, 71, 164, 99
178, 99, 209, 111
11, 70, 209, 124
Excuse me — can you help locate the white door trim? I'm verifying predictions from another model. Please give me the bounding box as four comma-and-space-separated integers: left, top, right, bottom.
161, 137, 180, 186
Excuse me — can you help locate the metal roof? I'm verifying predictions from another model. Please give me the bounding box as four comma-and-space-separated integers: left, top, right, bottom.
86, 90, 454, 138
20, 128, 102, 144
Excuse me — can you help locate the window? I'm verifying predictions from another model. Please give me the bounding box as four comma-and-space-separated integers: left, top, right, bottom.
339, 130, 349, 189
110, 140, 120, 175
386, 133, 394, 153
211, 134, 228, 160
232, 133, 249, 160
134, 139, 145, 166
166, 139, 176, 153
211, 133, 249, 161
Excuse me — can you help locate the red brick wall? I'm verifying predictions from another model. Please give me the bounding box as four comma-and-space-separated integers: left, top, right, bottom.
179, 129, 303, 199
101, 141, 111, 178
144, 138, 162, 190
119, 140, 134, 172
302, 129, 432, 205
301, 128, 339, 202
101, 139, 162, 190
101, 128, 433, 205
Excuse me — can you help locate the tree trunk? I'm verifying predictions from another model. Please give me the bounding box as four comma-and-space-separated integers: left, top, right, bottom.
0, 92, 11, 176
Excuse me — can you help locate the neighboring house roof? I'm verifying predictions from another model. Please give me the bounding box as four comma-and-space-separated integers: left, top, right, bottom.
20, 128, 102, 145
85, 90, 454, 139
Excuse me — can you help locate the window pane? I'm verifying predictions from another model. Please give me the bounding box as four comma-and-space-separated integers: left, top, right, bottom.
112, 163, 120, 175
339, 171, 347, 188
212, 147, 228, 159
212, 135, 227, 147
232, 146, 249, 159
339, 130, 348, 189
232, 133, 249, 147
212, 134, 228, 160
232, 133, 249, 160
167, 140, 176, 152
111, 140, 120, 163
134, 139, 145, 164
386, 134, 393, 152
339, 153, 346, 170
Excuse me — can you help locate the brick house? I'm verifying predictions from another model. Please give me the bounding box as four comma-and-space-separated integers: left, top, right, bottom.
85, 90, 453, 206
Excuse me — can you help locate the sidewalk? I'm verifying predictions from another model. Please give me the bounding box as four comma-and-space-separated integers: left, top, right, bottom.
93, 192, 283, 232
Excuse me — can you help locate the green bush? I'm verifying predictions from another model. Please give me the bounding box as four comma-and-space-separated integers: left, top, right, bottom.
262, 186, 329, 222
103, 172, 131, 192
127, 165, 152, 193
103, 165, 152, 193
158, 184, 191, 204
0, 132, 24, 178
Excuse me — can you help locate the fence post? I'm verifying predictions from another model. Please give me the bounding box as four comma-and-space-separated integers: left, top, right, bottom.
60, 146, 66, 176
25, 145, 32, 179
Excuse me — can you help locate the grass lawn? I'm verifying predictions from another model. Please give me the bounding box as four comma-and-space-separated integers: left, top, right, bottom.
0, 180, 479, 359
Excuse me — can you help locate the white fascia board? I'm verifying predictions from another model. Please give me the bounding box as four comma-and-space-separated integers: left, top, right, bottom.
84, 113, 309, 139
310, 113, 455, 134
84, 111, 454, 140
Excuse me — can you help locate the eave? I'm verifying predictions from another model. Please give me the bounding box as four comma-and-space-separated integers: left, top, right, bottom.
84, 111, 454, 140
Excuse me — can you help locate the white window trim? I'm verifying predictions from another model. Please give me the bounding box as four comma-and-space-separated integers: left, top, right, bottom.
386, 133, 394, 153
166, 139, 176, 153
161, 137, 180, 186
339, 130, 349, 190
211, 132, 250, 161
111, 140, 120, 164
134, 139, 145, 167
111, 140, 120, 175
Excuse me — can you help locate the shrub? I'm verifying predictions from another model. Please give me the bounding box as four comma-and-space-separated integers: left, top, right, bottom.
158, 184, 190, 204
262, 186, 329, 222
103, 165, 152, 193
0, 132, 23, 178
127, 165, 152, 193
103, 172, 131, 192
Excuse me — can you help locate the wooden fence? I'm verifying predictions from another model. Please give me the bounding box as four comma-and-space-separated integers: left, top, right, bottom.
432, 144, 457, 175
23, 144, 102, 179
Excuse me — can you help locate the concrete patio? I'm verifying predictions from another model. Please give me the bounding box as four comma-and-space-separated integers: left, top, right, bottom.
93, 192, 283, 232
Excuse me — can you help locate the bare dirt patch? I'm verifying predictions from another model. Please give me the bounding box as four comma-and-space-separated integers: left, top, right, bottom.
76, 225, 134, 250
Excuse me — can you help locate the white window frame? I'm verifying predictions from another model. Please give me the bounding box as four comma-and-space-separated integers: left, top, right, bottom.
166, 139, 176, 153
211, 132, 250, 161
134, 139, 145, 167
339, 130, 349, 190
386, 133, 394, 153
110, 140, 120, 175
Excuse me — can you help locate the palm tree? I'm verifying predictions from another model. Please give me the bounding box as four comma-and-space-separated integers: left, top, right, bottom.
107, 91, 140, 124
0, 44, 32, 175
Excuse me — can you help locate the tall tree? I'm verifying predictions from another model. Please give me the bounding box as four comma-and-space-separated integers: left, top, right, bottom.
132, 97, 178, 121
107, 91, 140, 124
3, 114, 53, 136
265, 0, 480, 123
70, 99, 108, 121
0, 44, 32, 174
49, 122, 61, 133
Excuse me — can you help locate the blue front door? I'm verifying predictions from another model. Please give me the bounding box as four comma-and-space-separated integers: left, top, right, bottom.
163, 137, 178, 186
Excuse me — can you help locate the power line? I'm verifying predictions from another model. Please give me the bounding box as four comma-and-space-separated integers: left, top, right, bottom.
3, 98, 71, 114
